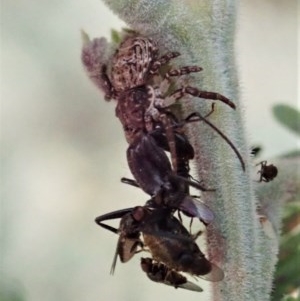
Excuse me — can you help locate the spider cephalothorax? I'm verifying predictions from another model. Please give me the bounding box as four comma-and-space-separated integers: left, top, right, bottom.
110, 36, 159, 94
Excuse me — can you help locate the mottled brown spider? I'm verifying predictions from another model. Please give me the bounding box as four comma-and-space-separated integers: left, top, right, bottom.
100, 35, 235, 106
82, 34, 245, 172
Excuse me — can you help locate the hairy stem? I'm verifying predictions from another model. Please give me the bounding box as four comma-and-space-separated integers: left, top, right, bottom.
99, 1, 280, 300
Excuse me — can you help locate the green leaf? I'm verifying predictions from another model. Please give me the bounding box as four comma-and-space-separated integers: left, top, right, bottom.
273, 104, 300, 136
110, 29, 121, 43
280, 150, 300, 159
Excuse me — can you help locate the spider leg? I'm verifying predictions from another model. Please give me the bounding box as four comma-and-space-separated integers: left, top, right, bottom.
162, 86, 236, 109
165, 66, 203, 79
150, 51, 181, 74
256, 160, 267, 167
256, 161, 267, 182
121, 177, 140, 188
256, 169, 263, 182
159, 66, 203, 95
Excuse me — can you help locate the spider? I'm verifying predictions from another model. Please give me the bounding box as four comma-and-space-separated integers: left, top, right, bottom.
256, 160, 278, 182
82, 34, 244, 172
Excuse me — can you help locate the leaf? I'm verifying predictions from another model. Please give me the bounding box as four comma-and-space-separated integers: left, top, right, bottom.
273, 104, 300, 136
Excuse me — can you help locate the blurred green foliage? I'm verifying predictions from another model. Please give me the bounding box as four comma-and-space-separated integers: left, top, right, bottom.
271, 104, 300, 301
273, 104, 300, 136
0, 286, 26, 301
273, 200, 300, 300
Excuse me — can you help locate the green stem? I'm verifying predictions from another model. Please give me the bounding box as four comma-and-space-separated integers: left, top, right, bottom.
98, 1, 280, 299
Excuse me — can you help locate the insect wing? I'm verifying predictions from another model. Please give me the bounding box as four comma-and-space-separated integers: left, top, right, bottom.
159, 275, 203, 292
110, 233, 141, 275
119, 238, 140, 263
180, 196, 214, 224
198, 262, 224, 282
110, 244, 119, 275
127, 135, 172, 195
176, 281, 203, 292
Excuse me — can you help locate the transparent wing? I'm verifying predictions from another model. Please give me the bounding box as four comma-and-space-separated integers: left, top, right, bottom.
110, 237, 138, 275
176, 280, 203, 292
198, 262, 224, 282
180, 196, 214, 224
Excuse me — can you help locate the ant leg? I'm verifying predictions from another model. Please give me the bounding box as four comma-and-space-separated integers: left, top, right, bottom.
96, 222, 118, 234
192, 229, 202, 241
95, 207, 134, 228
160, 113, 178, 173
189, 218, 194, 233
121, 177, 140, 188
175, 175, 215, 191
144, 88, 179, 173
204, 103, 216, 118
183, 112, 245, 171
177, 210, 183, 223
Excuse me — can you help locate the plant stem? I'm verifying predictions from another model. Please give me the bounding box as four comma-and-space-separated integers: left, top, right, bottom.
99, 1, 281, 299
